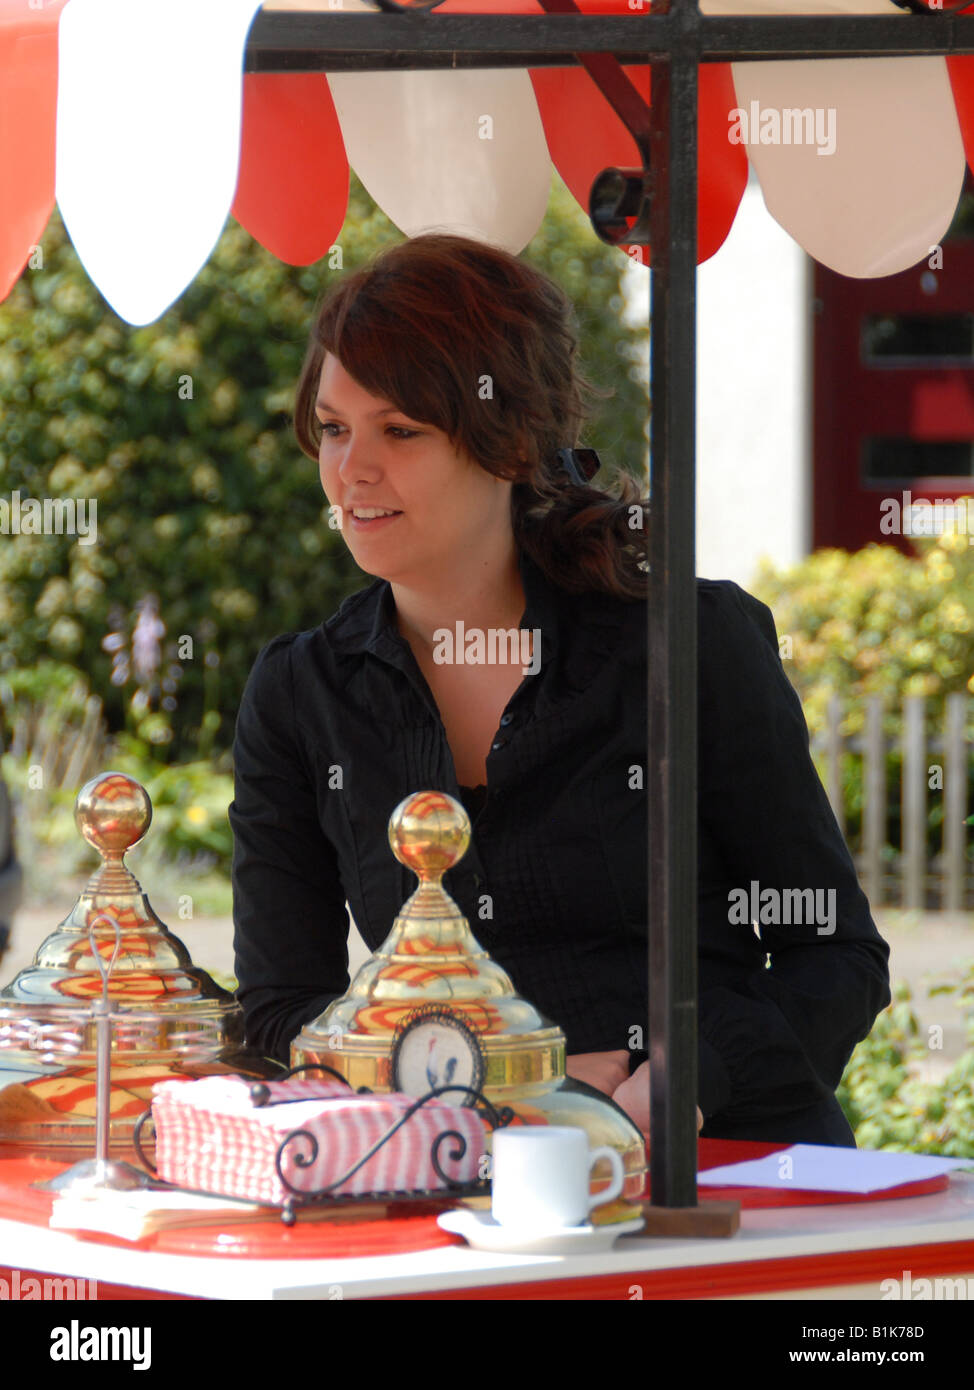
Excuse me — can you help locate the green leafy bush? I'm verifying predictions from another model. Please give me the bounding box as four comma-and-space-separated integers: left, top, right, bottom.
751, 527, 974, 853
752, 525, 974, 730
838, 979, 974, 1156
0, 658, 235, 908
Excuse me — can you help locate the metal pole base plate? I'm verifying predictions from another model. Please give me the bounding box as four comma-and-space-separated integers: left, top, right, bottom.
34, 1158, 159, 1197
638, 1199, 740, 1238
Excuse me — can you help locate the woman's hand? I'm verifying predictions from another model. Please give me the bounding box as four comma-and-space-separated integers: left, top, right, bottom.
565, 1050, 631, 1096
610, 1061, 704, 1138
611, 1062, 651, 1134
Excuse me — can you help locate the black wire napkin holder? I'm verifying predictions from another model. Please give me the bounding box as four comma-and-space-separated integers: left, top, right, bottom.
132, 1063, 515, 1226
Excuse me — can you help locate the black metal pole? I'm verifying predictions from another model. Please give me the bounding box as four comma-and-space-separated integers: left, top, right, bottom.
648, 0, 699, 1209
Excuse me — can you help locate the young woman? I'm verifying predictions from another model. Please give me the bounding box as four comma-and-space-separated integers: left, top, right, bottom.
229, 232, 890, 1146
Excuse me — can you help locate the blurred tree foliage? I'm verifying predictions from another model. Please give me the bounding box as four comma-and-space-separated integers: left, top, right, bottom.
0, 174, 648, 764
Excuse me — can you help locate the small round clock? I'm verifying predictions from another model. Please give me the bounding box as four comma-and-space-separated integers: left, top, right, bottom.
390, 1005, 485, 1105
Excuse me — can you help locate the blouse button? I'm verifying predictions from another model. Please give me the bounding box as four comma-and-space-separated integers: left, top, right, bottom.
499, 713, 514, 727
491, 739, 506, 751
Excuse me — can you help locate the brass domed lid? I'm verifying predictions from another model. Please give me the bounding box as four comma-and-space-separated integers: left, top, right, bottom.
1, 771, 232, 1013
0, 771, 278, 1157
294, 790, 565, 1091
294, 790, 646, 1205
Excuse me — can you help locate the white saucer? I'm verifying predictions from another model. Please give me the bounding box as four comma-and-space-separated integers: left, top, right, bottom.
437, 1208, 645, 1254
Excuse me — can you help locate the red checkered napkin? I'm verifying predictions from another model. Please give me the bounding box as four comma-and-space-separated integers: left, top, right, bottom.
150, 1076, 489, 1205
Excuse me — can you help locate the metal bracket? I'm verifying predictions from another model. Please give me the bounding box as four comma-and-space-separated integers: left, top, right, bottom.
537, 0, 652, 246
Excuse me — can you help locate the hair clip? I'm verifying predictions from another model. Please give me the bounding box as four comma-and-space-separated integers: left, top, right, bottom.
554, 448, 601, 486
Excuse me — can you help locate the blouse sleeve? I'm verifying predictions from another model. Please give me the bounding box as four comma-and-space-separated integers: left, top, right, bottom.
695, 580, 891, 1123
229, 634, 351, 1065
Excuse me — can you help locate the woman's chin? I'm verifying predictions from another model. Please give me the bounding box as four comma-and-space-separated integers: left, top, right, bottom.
346, 544, 403, 583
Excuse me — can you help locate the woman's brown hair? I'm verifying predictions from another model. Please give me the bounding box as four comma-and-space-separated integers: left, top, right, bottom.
293, 233, 649, 599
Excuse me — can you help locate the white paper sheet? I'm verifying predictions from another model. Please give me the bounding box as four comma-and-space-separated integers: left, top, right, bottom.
697, 1144, 974, 1194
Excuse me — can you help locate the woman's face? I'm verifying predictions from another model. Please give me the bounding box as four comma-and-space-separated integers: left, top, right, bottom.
315, 353, 512, 583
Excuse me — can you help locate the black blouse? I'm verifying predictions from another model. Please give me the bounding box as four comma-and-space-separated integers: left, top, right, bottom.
457, 783, 488, 821
229, 547, 891, 1145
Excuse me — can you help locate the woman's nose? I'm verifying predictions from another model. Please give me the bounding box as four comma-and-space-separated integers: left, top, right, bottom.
336, 431, 382, 484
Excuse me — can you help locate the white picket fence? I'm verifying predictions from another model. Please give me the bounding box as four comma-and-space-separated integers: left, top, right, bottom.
810, 692, 973, 911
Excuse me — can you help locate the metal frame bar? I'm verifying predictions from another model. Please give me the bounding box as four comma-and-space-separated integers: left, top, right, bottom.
240, 3, 971, 1209
244, 11, 974, 68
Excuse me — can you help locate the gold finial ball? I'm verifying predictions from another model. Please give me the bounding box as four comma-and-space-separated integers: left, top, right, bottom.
74, 771, 152, 858
388, 791, 471, 880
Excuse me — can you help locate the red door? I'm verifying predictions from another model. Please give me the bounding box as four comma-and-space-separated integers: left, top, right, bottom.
813, 183, 974, 555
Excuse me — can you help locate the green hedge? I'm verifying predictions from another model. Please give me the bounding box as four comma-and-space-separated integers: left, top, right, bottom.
839, 978, 974, 1156
752, 526, 974, 731
751, 526, 974, 853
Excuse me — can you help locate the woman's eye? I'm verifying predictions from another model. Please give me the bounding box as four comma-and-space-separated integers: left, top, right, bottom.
317, 421, 417, 440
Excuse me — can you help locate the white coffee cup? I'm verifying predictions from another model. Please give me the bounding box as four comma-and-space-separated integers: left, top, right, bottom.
490, 1126, 626, 1230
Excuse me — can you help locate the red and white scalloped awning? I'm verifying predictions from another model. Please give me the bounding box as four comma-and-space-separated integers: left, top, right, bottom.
3, 0, 974, 324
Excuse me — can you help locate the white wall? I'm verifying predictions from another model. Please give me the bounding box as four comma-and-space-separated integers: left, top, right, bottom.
694, 176, 811, 591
